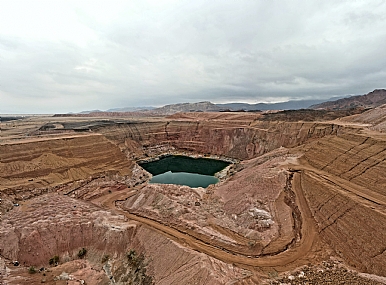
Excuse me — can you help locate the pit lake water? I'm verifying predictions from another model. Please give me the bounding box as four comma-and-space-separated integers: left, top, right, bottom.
139, 155, 230, 188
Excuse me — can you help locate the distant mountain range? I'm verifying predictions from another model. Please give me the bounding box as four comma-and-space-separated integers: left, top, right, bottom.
309, 89, 386, 110
147, 98, 343, 115
74, 89, 386, 116
150, 101, 220, 115
216, 99, 330, 111
75, 98, 342, 115
76, 106, 154, 114
107, 106, 155, 112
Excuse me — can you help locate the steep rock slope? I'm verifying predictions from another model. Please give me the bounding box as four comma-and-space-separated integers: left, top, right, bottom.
0, 193, 249, 285
300, 171, 386, 276
119, 150, 294, 257
93, 119, 350, 160
2, 113, 386, 283
303, 133, 386, 196
298, 132, 386, 276
0, 194, 136, 265
0, 134, 132, 196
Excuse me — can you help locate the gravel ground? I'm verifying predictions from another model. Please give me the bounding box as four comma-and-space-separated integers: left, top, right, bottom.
268, 260, 386, 285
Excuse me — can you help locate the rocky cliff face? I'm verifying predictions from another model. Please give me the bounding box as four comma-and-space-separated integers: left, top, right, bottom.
343, 103, 386, 132
94, 119, 350, 160
300, 171, 386, 276
303, 133, 386, 197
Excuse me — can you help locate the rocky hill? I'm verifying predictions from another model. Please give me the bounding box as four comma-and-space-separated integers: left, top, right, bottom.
68, 96, 353, 117
149, 101, 221, 115
342, 103, 386, 132
310, 89, 386, 110
217, 99, 328, 111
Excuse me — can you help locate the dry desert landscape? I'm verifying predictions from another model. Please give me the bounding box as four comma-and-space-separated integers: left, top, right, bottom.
1, 98, 386, 284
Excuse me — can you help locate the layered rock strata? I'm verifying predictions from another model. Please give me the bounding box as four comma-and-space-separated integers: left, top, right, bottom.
0, 193, 250, 285
0, 134, 132, 199
1, 112, 386, 283
298, 132, 386, 276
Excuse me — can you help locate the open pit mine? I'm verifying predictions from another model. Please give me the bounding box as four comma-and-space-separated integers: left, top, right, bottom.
1, 108, 386, 285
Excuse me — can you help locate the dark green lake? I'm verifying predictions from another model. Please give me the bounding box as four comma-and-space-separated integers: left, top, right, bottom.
139, 155, 230, 188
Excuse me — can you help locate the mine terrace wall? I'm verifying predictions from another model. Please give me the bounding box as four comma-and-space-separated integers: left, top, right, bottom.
303, 133, 386, 200
1, 117, 385, 279
0, 194, 136, 266
0, 120, 362, 198
301, 172, 386, 276
92, 120, 355, 160
301, 132, 386, 276
0, 134, 132, 197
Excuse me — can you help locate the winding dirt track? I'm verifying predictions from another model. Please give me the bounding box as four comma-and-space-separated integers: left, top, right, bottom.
92, 156, 386, 274
91, 172, 321, 272
88, 148, 386, 285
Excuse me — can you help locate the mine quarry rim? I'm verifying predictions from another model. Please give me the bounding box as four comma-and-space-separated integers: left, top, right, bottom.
113, 172, 318, 269
138, 154, 235, 187
149, 171, 220, 188
0, 133, 102, 145
137, 153, 237, 164
137, 153, 233, 171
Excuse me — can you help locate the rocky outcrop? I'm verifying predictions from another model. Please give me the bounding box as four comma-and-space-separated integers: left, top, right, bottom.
118, 149, 297, 258
131, 227, 250, 285
343, 103, 386, 132
2, 112, 386, 283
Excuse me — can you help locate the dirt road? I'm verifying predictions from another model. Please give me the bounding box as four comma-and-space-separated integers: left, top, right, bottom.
91, 171, 322, 273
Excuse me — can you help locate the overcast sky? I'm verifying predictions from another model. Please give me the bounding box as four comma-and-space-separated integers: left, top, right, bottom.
1, 0, 386, 113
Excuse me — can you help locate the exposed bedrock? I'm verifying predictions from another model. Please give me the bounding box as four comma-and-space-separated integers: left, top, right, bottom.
131, 227, 251, 285
0, 134, 132, 198
0, 194, 135, 265
0, 118, 355, 196
0, 193, 249, 285
0, 119, 356, 197
93, 120, 351, 160
303, 133, 386, 196
119, 149, 298, 257
2, 116, 386, 282
300, 132, 386, 276
301, 171, 386, 276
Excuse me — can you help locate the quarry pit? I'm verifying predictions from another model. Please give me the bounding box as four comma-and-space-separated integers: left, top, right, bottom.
1, 111, 386, 284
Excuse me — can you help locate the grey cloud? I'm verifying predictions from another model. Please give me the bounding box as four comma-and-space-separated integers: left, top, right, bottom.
1, 0, 386, 113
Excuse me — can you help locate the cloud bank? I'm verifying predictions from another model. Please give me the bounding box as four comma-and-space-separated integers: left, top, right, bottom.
1, 0, 385, 113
